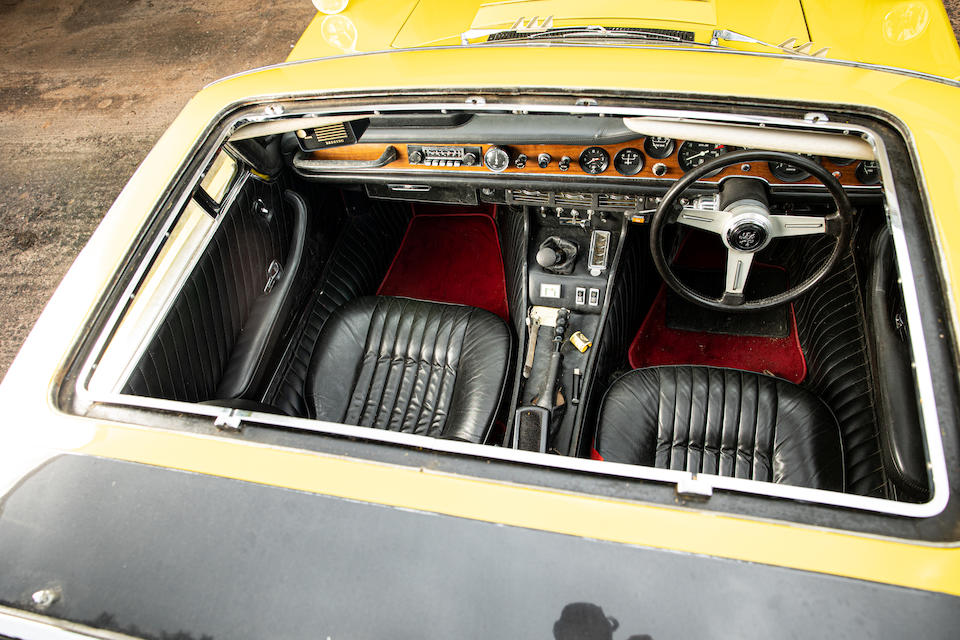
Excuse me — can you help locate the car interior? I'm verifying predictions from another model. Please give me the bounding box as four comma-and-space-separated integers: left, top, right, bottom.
79, 96, 943, 514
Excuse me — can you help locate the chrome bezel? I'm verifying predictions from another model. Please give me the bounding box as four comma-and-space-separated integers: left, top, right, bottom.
73, 94, 952, 522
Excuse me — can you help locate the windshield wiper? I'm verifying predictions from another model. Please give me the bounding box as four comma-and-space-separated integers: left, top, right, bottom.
461, 17, 698, 46
711, 29, 830, 57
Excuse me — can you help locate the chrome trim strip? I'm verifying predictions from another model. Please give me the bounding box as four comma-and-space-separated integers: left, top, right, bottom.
872, 134, 951, 516
205, 43, 960, 90
0, 605, 139, 640
74, 96, 951, 520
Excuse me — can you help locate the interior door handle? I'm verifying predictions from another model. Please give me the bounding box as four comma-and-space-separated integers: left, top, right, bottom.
293, 145, 397, 171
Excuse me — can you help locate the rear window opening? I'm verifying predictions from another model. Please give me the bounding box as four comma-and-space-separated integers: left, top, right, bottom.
70, 94, 955, 537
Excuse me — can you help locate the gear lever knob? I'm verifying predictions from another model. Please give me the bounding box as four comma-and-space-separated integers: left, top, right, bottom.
536, 246, 563, 268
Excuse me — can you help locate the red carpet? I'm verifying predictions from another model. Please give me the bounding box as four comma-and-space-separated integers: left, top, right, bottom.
628, 286, 806, 384
378, 209, 509, 321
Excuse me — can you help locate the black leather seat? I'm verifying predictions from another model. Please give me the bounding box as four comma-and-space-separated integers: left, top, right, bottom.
305, 296, 511, 443
595, 366, 844, 490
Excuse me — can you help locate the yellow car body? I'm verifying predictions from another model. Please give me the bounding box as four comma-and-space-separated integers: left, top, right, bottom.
2, 1, 960, 637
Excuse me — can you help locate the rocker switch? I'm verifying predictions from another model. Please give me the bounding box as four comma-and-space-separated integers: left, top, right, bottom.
540, 283, 562, 299
588, 288, 600, 306
575, 287, 586, 305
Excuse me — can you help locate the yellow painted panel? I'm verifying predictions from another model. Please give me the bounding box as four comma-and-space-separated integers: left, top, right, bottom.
287, 0, 420, 60
471, 0, 718, 28
3, 45, 960, 598
801, 0, 960, 79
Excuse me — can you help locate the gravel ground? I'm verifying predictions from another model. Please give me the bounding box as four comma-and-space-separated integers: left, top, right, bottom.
0, 2, 958, 380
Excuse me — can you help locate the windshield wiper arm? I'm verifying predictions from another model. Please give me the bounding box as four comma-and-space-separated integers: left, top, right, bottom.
710, 29, 830, 57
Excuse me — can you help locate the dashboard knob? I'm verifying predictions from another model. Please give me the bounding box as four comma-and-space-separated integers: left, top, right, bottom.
484, 146, 510, 172
515, 154, 528, 169
409, 150, 424, 164
461, 152, 477, 166
652, 162, 668, 177
538, 153, 552, 169
559, 156, 572, 171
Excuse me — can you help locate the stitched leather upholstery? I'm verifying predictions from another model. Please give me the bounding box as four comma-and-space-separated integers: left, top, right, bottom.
596, 366, 844, 490
788, 236, 886, 496
268, 200, 410, 416
123, 181, 305, 402
305, 296, 510, 443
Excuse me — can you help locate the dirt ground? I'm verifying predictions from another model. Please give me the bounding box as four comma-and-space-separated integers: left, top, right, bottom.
0, 0, 316, 378
0, 2, 959, 379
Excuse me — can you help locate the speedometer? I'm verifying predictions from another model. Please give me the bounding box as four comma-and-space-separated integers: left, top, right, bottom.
677, 141, 732, 176
578, 146, 610, 174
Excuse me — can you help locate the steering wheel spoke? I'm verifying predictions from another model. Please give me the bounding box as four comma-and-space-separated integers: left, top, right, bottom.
676, 208, 726, 235
721, 249, 754, 305
769, 213, 832, 238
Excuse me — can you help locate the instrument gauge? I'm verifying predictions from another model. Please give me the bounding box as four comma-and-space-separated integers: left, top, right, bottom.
643, 136, 675, 159
613, 148, 644, 176
677, 141, 732, 176
579, 146, 610, 174
827, 157, 856, 167
856, 160, 881, 185
768, 154, 820, 182
483, 146, 510, 172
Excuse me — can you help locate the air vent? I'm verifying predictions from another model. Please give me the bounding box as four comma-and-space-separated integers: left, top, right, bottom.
506, 190, 648, 214
487, 27, 695, 43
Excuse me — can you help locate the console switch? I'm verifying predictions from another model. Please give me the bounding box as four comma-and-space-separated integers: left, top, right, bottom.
588, 288, 601, 306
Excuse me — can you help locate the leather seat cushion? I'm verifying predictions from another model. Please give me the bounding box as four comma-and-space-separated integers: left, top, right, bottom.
596, 366, 844, 491
305, 296, 511, 443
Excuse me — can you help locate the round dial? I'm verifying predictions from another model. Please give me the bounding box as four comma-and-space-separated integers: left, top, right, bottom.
677, 141, 732, 175
827, 156, 855, 167
855, 160, 881, 185
578, 146, 610, 174
643, 136, 676, 160
483, 146, 510, 172
767, 154, 820, 182
613, 148, 644, 176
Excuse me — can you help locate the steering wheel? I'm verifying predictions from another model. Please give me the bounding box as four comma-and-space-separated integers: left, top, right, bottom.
650, 149, 853, 311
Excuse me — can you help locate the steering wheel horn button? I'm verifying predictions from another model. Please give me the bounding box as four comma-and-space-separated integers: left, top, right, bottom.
727, 222, 768, 252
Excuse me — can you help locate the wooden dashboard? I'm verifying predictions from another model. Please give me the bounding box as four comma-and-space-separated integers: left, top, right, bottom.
299, 139, 880, 188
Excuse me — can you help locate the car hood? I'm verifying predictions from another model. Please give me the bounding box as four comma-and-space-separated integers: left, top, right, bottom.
287, 0, 960, 80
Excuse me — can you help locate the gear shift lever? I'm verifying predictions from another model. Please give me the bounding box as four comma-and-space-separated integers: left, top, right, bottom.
536, 245, 562, 268
536, 237, 578, 274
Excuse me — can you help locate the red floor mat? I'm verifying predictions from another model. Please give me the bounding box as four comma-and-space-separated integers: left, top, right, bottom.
628, 285, 807, 384
377, 211, 510, 321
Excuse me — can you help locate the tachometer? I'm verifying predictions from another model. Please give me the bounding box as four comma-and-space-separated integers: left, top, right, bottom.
677, 141, 732, 176
579, 146, 610, 174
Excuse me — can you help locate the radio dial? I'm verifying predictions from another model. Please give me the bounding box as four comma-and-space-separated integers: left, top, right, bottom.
462, 152, 478, 166
409, 150, 424, 164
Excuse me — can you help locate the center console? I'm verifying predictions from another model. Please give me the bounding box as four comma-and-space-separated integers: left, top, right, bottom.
510, 206, 625, 455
